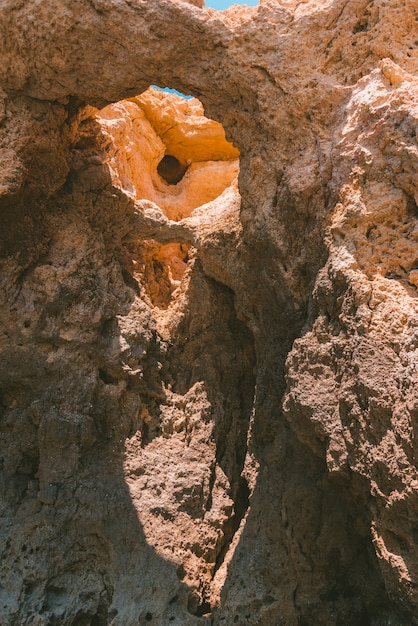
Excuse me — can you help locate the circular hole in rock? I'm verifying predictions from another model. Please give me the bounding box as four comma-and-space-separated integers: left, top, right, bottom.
157, 155, 188, 185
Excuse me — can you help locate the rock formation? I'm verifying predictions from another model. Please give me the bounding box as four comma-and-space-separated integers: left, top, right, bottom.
0, 0, 417, 624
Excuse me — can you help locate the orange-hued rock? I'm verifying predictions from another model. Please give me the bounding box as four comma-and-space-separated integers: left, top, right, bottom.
0, 1, 418, 625
132, 89, 239, 163
94, 89, 239, 335
97, 90, 239, 220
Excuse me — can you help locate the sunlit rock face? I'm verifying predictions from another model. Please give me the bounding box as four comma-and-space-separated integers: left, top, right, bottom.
0, 1, 418, 625
98, 89, 239, 220
94, 89, 240, 320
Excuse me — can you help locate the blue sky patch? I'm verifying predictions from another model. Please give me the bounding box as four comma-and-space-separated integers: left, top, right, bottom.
205, 0, 258, 8
151, 86, 193, 99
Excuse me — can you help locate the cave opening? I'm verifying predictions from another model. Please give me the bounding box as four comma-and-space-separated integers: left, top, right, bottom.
157, 154, 188, 185
94, 85, 240, 312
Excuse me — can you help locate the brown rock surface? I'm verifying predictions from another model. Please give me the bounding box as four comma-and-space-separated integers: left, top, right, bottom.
0, 1, 417, 625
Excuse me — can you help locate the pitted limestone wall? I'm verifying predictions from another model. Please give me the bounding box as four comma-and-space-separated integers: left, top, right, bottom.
0, 1, 417, 624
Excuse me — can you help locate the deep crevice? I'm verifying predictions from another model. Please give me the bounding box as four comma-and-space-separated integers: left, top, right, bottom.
213, 476, 250, 576
98, 369, 116, 385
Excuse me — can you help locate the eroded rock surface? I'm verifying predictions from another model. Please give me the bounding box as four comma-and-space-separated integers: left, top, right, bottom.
0, 1, 417, 625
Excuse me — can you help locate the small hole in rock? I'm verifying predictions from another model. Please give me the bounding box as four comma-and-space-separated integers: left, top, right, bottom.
99, 369, 115, 385
157, 155, 188, 185
121, 268, 140, 295
187, 594, 212, 617
195, 601, 211, 617
352, 20, 368, 34
145, 612, 153, 622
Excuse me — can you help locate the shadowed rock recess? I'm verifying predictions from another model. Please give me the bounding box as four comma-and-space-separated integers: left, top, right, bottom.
0, 0, 417, 624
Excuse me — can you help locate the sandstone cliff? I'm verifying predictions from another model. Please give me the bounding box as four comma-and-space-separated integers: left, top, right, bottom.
0, 1, 417, 625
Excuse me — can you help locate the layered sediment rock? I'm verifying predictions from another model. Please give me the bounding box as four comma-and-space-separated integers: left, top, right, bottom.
0, 1, 417, 625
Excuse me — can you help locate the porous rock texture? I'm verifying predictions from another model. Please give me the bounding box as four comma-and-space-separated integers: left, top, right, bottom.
0, 1, 418, 624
